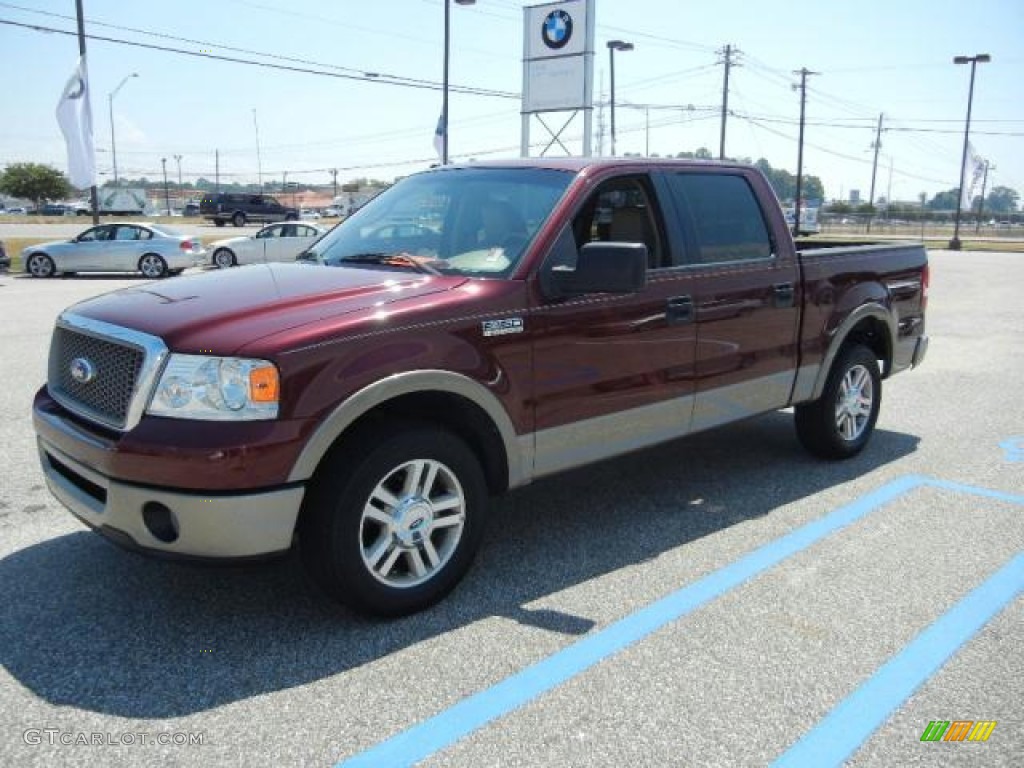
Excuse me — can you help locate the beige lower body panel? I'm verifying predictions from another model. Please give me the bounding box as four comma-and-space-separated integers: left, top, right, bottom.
38, 439, 304, 558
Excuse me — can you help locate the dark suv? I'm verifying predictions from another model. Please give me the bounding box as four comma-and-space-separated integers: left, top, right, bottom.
199, 193, 299, 227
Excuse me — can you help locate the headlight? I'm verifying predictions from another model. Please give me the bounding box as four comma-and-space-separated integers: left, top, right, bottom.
147, 355, 280, 420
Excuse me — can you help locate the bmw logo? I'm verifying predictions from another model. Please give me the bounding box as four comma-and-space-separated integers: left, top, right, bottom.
70, 357, 97, 384
541, 9, 573, 50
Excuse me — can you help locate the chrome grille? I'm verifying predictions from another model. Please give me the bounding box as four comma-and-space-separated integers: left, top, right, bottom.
49, 326, 145, 429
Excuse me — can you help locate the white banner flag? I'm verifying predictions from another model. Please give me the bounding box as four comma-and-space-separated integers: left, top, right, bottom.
56, 55, 96, 189
960, 142, 985, 209
432, 113, 446, 163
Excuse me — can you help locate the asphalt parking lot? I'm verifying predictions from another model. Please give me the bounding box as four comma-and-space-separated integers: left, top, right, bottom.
0, 250, 1021, 767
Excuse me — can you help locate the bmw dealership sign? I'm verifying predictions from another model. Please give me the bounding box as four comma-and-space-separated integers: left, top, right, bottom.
522, 0, 594, 116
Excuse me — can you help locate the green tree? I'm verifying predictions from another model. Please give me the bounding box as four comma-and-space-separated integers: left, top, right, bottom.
0, 163, 70, 209
985, 186, 1019, 214
751, 158, 822, 204
927, 189, 961, 211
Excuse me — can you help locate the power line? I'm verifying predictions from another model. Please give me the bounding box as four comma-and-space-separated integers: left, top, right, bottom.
0, 16, 519, 99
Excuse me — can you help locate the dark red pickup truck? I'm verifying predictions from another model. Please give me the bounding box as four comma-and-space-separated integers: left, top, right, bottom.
33, 159, 928, 616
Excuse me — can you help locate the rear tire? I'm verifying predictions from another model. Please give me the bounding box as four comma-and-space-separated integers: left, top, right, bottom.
795, 344, 881, 459
27, 253, 55, 278
214, 219, 226, 228
232, 212, 245, 227
299, 422, 488, 617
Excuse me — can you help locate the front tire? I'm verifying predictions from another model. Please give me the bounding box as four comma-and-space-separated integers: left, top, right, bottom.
299, 422, 488, 617
213, 248, 236, 268
27, 252, 55, 278
795, 344, 881, 459
138, 253, 168, 279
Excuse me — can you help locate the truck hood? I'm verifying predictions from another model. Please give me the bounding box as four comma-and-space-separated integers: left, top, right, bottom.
64, 263, 467, 355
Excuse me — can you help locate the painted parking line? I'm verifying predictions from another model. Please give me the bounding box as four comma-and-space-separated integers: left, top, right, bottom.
999, 436, 1024, 462
772, 552, 1023, 767
336, 475, 1024, 768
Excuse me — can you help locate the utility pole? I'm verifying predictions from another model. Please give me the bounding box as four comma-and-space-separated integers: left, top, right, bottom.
718, 44, 740, 160
215, 149, 220, 193
331, 168, 338, 200
867, 113, 883, 233
74, 0, 99, 224
174, 153, 182, 210
645, 107, 650, 156
975, 160, 993, 233
253, 108, 263, 191
886, 155, 893, 220
161, 157, 170, 216
792, 67, 819, 238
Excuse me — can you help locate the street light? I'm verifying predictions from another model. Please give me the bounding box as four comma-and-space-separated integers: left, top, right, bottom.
949, 53, 990, 251
441, 0, 476, 165
607, 40, 634, 157
108, 72, 138, 186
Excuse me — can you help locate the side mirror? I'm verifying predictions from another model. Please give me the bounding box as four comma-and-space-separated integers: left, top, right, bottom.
546, 242, 647, 298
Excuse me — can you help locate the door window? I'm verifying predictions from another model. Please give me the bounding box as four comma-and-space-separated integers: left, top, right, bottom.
571, 177, 667, 269
665, 174, 772, 264
77, 226, 114, 242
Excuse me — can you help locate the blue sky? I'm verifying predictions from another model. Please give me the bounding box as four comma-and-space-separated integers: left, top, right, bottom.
1, 0, 1021, 203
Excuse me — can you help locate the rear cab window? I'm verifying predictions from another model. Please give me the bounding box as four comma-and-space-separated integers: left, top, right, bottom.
663, 173, 773, 265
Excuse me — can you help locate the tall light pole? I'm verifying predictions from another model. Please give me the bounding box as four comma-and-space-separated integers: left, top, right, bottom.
607, 40, 633, 157
108, 73, 138, 187
949, 53, 990, 251
441, 0, 476, 165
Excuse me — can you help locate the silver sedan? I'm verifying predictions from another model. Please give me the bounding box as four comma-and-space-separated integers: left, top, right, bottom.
23, 223, 206, 278
208, 222, 326, 268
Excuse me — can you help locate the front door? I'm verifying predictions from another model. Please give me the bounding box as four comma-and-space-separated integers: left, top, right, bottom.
530, 173, 698, 477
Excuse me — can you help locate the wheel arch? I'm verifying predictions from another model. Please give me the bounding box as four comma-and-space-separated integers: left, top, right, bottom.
809, 304, 894, 402
26, 250, 57, 275
288, 370, 524, 494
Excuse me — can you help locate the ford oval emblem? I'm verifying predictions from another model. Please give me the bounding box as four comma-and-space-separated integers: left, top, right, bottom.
70, 357, 97, 384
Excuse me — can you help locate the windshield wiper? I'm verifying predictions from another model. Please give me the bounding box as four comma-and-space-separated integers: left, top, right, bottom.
341, 252, 442, 276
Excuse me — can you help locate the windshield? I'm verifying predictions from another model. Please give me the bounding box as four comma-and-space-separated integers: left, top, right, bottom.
304, 167, 572, 277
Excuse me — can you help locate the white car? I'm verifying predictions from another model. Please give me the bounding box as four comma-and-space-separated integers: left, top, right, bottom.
23, 222, 205, 278
208, 221, 327, 268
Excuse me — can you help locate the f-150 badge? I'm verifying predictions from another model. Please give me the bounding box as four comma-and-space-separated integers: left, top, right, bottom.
482, 318, 524, 337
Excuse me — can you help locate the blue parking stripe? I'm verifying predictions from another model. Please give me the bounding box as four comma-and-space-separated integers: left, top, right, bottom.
337, 474, 924, 768
772, 552, 1024, 767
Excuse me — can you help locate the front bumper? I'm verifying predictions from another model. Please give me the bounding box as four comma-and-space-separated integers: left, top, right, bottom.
38, 437, 303, 559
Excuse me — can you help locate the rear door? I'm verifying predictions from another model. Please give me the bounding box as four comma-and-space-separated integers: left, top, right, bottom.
109, 224, 147, 270
659, 169, 800, 432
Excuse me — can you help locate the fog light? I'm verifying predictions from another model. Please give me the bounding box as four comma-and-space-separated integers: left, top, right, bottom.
142, 502, 179, 543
